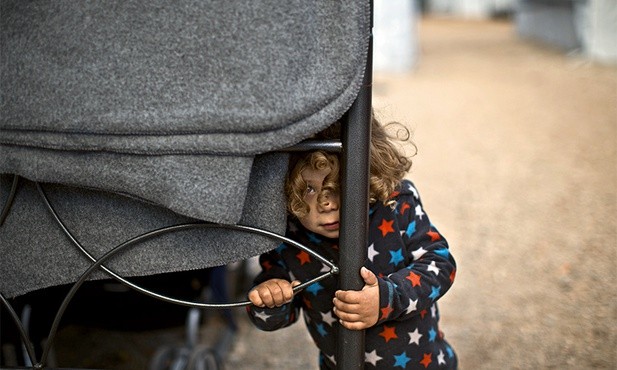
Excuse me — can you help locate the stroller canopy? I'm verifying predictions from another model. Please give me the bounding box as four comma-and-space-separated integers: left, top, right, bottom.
0, 0, 370, 297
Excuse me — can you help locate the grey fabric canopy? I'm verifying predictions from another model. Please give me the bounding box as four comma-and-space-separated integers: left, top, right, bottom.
0, 1, 370, 297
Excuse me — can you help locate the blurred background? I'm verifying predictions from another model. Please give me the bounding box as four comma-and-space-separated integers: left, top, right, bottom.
370, 1, 616, 369
3, 1, 615, 369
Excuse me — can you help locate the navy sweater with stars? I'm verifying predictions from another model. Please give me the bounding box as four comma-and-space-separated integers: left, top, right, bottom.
247, 180, 457, 369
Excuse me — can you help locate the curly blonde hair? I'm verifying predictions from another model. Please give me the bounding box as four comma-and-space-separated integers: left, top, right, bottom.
368, 113, 414, 204
286, 150, 340, 218
286, 112, 414, 217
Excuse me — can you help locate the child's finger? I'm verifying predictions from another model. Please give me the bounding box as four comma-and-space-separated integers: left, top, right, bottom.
269, 284, 289, 306
248, 289, 265, 307
333, 306, 362, 321
338, 318, 370, 331
339, 319, 370, 330
259, 288, 275, 307
281, 283, 296, 302
333, 296, 362, 315
334, 289, 362, 304
258, 284, 280, 307
360, 267, 378, 286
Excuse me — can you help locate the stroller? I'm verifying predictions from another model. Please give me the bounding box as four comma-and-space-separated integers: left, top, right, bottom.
0, 1, 373, 369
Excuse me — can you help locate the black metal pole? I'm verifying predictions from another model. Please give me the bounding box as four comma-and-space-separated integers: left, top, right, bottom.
337, 4, 373, 368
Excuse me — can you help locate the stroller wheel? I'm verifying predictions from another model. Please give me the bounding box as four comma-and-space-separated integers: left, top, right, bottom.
187, 346, 221, 370
149, 345, 190, 370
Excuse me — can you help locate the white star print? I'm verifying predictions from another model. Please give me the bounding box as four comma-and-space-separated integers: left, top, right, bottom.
405, 298, 418, 315
254, 310, 270, 322
365, 350, 382, 366
321, 310, 337, 326
367, 243, 379, 262
408, 328, 422, 345
320, 263, 330, 273
437, 350, 446, 365
431, 304, 437, 318
412, 247, 427, 261
407, 183, 419, 199
327, 354, 337, 365
415, 204, 425, 219
428, 261, 440, 275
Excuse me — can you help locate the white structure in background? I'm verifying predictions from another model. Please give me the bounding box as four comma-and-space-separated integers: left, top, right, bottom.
578, 0, 617, 63
424, 0, 616, 64
516, 0, 616, 64
373, 0, 419, 72
427, 0, 516, 18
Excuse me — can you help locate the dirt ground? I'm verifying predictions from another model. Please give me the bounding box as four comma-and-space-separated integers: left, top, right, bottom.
376, 17, 616, 369
41, 16, 617, 370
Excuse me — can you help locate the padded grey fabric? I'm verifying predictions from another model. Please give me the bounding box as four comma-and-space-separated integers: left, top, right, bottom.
0, 1, 369, 297
1, 146, 257, 224
0, 1, 370, 221
0, 153, 288, 298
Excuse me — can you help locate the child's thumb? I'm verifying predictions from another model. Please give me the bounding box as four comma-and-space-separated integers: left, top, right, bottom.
361, 267, 378, 287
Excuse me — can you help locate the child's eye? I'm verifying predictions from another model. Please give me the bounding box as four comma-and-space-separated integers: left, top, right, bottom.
306, 185, 316, 195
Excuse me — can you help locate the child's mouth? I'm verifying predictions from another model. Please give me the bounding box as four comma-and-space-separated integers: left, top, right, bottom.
322, 222, 339, 231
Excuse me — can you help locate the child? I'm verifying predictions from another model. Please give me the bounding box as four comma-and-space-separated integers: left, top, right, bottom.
247, 115, 458, 369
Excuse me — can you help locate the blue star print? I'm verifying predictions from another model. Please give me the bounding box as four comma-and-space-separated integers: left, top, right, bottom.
405, 221, 416, 237
393, 352, 411, 368
316, 323, 328, 337
307, 232, 322, 244
389, 249, 404, 266
306, 282, 324, 296
428, 327, 437, 342
275, 243, 287, 253
434, 248, 450, 258
429, 285, 441, 301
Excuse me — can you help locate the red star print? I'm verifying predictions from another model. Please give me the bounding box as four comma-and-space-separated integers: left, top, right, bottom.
380, 305, 393, 320
389, 190, 400, 199
296, 251, 311, 265
420, 309, 428, 319
427, 230, 441, 241
406, 271, 422, 287
332, 244, 339, 250
450, 268, 456, 283
303, 296, 312, 310
420, 353, 432, 368
262, 261, 272, 271
378, 219, 395, 237
400, 202, 411, 215
378, 325, 398, 343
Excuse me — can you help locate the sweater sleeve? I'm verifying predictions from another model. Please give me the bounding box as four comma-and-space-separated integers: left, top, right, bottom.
245, 245, 301, 331
373, 182, 457, 324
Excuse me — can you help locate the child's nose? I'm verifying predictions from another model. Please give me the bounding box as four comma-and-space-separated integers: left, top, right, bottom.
319, 193, 339, 211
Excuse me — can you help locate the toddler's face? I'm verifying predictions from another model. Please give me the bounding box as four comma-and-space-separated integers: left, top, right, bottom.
297, 166, 340, 239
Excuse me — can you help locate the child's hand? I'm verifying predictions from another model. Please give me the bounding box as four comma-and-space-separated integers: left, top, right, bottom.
248, 279, 300, 308
333, 267, 380, 330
